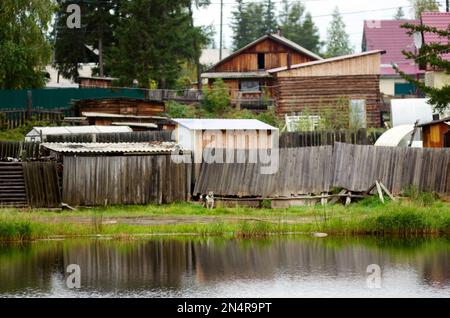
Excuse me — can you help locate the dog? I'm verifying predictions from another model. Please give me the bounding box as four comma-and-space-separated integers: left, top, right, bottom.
202, 191, 215, 210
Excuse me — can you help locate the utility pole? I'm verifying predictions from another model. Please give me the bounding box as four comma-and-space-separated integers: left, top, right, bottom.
219, 0, 223, 60
447, 0, 449, 12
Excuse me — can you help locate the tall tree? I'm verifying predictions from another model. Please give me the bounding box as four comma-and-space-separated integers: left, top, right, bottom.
411, 0, 440, 19
264, 0, 278, 34
394, 7, 406, 20
108, 0, 208, 89
325, 7, 353, 57
394, 23, 450, 112
0, 0, 55, 89
278, 0, 322, 54
53, 0, 119, 81
231, 1, 265, 50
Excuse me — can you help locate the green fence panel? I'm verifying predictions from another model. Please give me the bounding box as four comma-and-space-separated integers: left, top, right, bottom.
0, 88, 146, 110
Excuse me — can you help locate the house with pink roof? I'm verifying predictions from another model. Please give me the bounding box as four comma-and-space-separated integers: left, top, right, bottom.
362, 19, 424, 97
420, 12, 450, 90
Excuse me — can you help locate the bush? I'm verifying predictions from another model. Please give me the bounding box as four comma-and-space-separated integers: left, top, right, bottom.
402, 185, 438, 207
201, 78, 231, 114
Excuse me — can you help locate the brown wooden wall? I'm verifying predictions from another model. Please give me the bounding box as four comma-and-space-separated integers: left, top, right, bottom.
272, 75, 382, 128
74, 98, 165, 117
422, 123, 450, 148
212, 39, 315, 72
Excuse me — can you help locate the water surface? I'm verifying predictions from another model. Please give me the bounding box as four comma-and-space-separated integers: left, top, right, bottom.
0, 236, 449, 298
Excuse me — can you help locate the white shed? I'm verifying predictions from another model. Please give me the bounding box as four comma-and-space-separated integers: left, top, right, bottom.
172, 119, 279, 166
25, 126, 133, 142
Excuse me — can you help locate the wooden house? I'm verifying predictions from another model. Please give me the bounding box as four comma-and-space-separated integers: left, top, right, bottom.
201, 34, 322, 106
268, 50, 385, 128
418, 117, 450, 148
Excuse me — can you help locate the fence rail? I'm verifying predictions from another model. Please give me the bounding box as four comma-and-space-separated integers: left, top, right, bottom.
279, 129, 383, 148
0, 142, 41, 161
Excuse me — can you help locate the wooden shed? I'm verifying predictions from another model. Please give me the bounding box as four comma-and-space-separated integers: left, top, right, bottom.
172, 119, 279, 177
418, 117, 450, 148
268, 50, 385, 128
201, 34, 322, 104
73, 98, 166, 117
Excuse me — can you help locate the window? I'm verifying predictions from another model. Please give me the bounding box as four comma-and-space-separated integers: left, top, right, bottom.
349, 99, 367, 129
240, 80, 260, 92
258, 53, 265, 70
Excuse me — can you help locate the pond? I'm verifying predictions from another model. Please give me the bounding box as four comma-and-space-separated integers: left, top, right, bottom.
0, 236, 449, 298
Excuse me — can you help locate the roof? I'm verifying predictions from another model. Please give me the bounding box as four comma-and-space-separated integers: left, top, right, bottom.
363, 19, 422, 75
201, 71, 271, 79
417, 116, 450, 127
81, 112, 168, 120
268, 50, 385, 73
421, 12, 450, 61
111, 122, 158, 129
41, 142, 181, 154
200, 49, 232, 66
26, 126, 132, 137
173, 119, 278, 131
375, 125, 416, 147
205, 33, 322, 72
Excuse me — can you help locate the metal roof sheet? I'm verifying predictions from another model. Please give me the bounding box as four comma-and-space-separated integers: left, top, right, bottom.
421, 12, 450, 61
26, 126, 133, 137
41, 142, 181, 154
375, 125, 415, 147
201, 71, 271, 79
111, 122, 158, 128
363, 19, 421, 75
173, 119, 278, 131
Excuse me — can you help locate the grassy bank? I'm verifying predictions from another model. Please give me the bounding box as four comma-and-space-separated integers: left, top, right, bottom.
0, 198, 449, 241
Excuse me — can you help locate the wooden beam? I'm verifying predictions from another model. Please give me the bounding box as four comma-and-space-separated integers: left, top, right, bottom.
375, 181, 385, 204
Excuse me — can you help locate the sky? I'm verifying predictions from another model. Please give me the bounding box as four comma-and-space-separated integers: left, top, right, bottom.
193, 0, 447, 53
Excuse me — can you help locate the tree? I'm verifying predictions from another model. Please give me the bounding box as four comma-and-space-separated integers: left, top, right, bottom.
394, 23, 450, 113
108, 0, 209, 89
263, 0, 278, 34
325, 7, 353, 57
231, 1, 265, 50
394, 7, 406, 20
278, 0, 322, 54
411, 0, 440, 19
0, 0, 55, 89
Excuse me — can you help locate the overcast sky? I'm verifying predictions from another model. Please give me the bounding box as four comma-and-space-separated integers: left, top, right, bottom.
194, 0, 447, 52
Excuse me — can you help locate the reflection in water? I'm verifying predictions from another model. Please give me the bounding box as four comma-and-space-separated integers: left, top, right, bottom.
0, 237, 449, 298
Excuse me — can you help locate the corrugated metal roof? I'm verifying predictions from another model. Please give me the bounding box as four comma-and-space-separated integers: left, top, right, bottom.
41, 142, 181, 154
421, 12, 450, 61
111, 122, 158, 128
27, 126, 133, 137
363, 19, 421, 75
173, 119, 278, 131
269, 50, 384, 73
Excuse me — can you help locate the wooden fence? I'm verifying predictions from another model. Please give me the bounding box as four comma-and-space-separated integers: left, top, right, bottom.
62, 155, 192, 206
0, 142, 41, 161
45, 130, 174, 143
279, 129, 383, 148
194, 147, 333, 197
332, 142, 450, 195
0, 110, 65, 130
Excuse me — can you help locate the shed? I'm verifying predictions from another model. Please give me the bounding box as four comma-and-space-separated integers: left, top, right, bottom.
81, 112, 174, 131
25, 126, 133, 142
418, 117, 450, 148
173, 118, 278, 177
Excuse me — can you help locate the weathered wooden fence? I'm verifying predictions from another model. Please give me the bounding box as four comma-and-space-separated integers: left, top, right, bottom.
62, 155, 192, 206
0, 142, 41, 161
0, 110, 65, 129
0, 162, 61, 208
45, 130, 174, 143
332, 142, 450, 195
194, 147, 333, 197
279, 129, 383, 148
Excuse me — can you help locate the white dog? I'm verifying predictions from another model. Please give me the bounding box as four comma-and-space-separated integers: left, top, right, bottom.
204, 191, 215, 210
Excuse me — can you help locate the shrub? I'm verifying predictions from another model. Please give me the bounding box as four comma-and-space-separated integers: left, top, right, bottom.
201, 78, 231, 114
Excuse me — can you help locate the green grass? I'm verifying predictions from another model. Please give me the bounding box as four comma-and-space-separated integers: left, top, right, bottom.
0, 199, 449, 242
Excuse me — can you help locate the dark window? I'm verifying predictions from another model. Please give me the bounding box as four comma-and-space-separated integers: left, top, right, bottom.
258, 53, 265, 70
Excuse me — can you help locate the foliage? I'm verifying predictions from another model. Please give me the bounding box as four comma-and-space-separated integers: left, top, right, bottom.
0, 117, 59, 141
263, 0, 278, 35
0, 0, 56, 89
278, 0, 322, 54
394, 7, 406, 20
325, 7, 353, 57
411, 0, 440, 19
402, 186, 438, 207
108, 0, 210, 88
394, 22, 450, 113
201, 79, 231, 114
317, 97, 351, 130
231, 1, 266, 50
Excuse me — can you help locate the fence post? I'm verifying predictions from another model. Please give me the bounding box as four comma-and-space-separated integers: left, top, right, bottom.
26, 90, 33, 120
